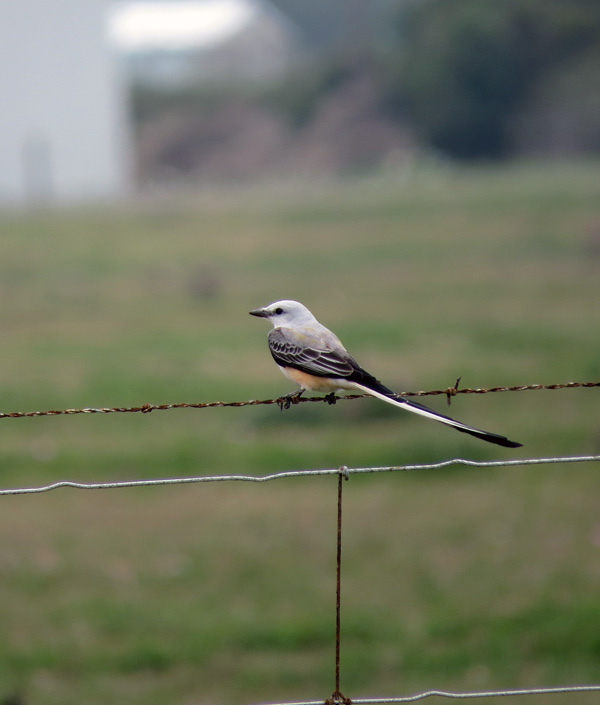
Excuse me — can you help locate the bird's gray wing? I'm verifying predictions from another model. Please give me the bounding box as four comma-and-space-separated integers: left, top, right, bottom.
268, 327, 355, 378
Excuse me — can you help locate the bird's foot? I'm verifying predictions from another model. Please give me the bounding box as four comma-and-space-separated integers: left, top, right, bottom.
278, 389, 304, 411
324, 393, 338, 405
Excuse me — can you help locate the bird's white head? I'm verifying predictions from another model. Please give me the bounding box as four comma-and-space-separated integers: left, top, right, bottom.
249, 300, 318, 329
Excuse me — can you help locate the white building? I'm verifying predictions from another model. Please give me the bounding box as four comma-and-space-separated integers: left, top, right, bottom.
108, 0, 303, 87
0, 1, 130, 206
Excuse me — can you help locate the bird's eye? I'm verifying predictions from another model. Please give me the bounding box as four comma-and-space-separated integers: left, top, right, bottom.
274, 307, 284, 315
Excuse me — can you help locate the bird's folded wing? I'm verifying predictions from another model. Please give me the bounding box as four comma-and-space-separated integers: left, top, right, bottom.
268, 328, 355, 378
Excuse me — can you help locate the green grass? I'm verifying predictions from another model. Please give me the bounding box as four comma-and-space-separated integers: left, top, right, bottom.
0, 161, 600, 704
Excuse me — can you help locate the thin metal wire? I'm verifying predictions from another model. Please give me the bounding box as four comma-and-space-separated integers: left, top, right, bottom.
260, 683, 600, 704
330, 469, 350, 705
0, 380, 598, 419
335, 471, 344, 696
1, 455, 598, 496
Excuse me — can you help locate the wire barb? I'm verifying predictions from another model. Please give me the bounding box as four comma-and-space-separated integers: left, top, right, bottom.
446, 376, 461, 405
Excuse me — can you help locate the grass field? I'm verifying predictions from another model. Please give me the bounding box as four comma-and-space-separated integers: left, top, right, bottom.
1, 161, 600, 704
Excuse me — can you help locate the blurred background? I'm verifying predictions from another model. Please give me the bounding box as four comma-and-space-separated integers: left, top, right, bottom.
1, 1, 600, 704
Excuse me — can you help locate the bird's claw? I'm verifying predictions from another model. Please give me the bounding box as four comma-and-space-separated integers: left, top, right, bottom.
324, 393, 337, 405
277, 390, 304, 411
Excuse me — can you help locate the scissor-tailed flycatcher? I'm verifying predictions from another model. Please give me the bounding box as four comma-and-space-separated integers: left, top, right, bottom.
250, 299, 522, 448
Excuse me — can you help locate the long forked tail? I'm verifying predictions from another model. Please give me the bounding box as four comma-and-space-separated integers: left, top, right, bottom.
354, 383, 522, 448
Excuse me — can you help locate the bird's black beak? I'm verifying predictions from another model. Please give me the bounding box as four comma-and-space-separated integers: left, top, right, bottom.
249, 308, 269, 318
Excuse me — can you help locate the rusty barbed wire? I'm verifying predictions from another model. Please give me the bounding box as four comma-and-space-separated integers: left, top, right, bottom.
0, 380, 598, 420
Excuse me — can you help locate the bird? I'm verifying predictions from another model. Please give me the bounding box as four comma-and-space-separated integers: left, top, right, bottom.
249, 299, 522, 448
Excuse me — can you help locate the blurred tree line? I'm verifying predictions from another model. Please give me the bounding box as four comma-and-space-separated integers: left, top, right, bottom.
383, 0, 600, 158
132, 0, 600, 181
264, 0, 600, 160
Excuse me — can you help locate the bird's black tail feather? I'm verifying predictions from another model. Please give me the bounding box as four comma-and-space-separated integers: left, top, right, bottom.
355, 381, 522, 449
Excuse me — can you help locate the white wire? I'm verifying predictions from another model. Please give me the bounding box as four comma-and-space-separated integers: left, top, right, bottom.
1, 455, 598, 495
260, 683, 600, 704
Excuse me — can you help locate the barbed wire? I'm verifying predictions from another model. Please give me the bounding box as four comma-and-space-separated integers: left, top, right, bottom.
261, 683, 600, 705
1, 454, 598, 496
0, 380, 598, 420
